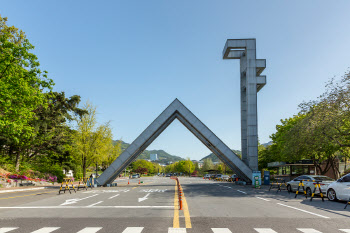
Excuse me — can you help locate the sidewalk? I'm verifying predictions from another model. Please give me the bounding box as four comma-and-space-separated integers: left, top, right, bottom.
0, 181, 83, 194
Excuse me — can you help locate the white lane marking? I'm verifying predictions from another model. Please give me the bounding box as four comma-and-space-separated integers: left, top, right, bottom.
61, 194, 99, 206
138, 193, 150, 202
340, 230, 350, 233
31, 227, 60, 233
211, 228, 232, 233
140, 189, 167, 192
83, 190, 129, 193
254, 229, 278, 233
76, 227, 102, 233
297, 229, 322, 233
122, 227, 144, 233
108, 194, 120, 199
256, 197, 270, 201
168, 228, 186, 233
87, 201, 103, 207
0, 228, 18, 233
0, 206, 173, 209
277, 203, 330, 219
0, 187, 47, 194
237, 190, 247, 194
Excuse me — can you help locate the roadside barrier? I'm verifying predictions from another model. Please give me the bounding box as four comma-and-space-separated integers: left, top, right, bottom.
77, 177, 92, 191
309, 180, 324, 202
77, 177, 87, 191
59, 178, 76, 194
295, 180, 307, 199
269, 178, 289, 193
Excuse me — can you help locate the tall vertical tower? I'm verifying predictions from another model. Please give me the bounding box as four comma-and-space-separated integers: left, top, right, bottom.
222, 39, 266, 171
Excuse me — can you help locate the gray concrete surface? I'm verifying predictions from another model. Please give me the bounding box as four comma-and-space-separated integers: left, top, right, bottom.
97, 99, 252, 185
1, 177, 350, 232
223, 39, 266, 172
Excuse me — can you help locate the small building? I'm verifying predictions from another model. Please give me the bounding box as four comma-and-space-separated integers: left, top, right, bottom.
150, 154, 158, 161
268, 160, 316, 182
63, 169, 74, 178
192, 160, 204, 168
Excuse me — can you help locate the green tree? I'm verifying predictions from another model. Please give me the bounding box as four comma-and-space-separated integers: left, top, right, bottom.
0, 15, 54, 170
202, 158, 214, 171
132, 160, 154, 174
73, 102, 114, 177
182, 159, 195, 176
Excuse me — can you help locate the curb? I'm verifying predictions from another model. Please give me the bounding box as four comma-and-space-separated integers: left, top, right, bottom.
0, 186, 59, 194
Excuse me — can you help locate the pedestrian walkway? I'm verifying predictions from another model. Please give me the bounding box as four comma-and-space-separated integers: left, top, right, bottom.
2, 227, 350, 233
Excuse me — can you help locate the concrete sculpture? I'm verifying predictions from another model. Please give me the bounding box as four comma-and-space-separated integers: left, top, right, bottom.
223, 39, 266, 171
97, 99, 253, 185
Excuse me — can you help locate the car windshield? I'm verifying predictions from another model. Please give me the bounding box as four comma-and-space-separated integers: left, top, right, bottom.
311, 176, 334, 181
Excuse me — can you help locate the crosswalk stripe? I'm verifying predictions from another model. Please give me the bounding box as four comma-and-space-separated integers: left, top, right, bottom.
340, 230, 350, 233
168, 228, 186, 233
31, 227, 60, 233
212, 228, 232, 233
254, 229, 278, 233
0, 228, 18, 233
297, 229, 322, 233
122, 227, 144, 233
77, 227, 102, 233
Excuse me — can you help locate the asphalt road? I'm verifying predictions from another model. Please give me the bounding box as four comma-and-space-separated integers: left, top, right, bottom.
0, 177, 350, 232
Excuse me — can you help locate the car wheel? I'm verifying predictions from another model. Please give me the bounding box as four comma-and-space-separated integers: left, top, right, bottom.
287, 184, 292, 193
327, 189, 338, 201
306, 187, 312, 197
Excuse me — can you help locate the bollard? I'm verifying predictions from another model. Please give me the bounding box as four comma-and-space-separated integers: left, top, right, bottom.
178, 185, 183, 210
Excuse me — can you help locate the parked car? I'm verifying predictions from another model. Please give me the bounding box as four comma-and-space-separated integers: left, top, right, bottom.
327, 173, 350, 201
131, 174, 139, 179
165, 173, 171, 177
204, 174, 211, 179
286, 175, 334, 196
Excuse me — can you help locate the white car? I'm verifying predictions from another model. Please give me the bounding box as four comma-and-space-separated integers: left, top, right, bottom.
286, 175, 334, 196
327, 174, 350, 201
204, 174, 211, 179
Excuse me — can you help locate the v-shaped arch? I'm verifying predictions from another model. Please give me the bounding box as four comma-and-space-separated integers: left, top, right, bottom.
97, 99, 252, 185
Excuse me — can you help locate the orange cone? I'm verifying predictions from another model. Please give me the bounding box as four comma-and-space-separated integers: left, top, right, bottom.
128, 180, 130, 185
138, 179, 140, 184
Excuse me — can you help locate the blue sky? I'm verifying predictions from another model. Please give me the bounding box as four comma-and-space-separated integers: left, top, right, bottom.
2, 1, 350, 160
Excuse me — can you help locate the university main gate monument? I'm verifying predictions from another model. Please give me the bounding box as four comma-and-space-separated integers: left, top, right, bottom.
97, 38, 266, 185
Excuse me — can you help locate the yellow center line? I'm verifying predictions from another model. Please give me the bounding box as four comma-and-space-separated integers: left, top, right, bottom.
182, 187, 192, 228
0, 191, 56, 200
173, 181, 179, 228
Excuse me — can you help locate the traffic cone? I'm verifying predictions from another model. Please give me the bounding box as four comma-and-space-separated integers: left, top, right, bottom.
128, 180, 130, 185
138, 179, 140, 184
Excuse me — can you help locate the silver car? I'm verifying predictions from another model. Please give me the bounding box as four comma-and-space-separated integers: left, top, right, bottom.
286, 175, 335, 196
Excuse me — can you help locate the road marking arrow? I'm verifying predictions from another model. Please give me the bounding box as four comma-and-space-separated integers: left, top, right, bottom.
138, 193, 150, 202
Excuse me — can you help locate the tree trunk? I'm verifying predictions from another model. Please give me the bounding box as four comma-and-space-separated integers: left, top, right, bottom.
15, 151, 21, 171
83, 160, 86, 178
96, 162, 98, 177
